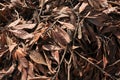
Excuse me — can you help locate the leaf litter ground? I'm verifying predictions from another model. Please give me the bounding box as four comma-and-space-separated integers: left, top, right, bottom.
0, 0, 120, 80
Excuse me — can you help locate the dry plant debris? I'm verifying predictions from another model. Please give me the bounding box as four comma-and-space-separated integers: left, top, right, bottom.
0, 0, 120, 80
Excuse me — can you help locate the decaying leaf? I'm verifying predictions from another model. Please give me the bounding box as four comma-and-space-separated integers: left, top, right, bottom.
8, 19, 21, 27
79, 2, 88, 13
58, 21, 75, 30
51, 50, 59, 63
29, 76, 51, 80
9, 29, 34, 39
103, 55, 108, 69
0, 0, 120, 80
52, 26, 71, 46
29, 50, 47, 65
42, 45, 62, 51
11, 23, 36, 30
6, 36, 17, 52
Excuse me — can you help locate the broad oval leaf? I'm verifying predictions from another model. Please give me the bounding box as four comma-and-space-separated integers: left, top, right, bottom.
29, 50, 47, 65
52, 27, 71, 46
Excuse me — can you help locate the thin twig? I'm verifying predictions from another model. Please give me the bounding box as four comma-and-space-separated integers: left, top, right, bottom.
52, 47, 67, 80
75, 51, 117, 80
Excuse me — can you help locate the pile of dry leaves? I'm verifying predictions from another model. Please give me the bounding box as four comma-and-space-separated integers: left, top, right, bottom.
0, 0, 120, 80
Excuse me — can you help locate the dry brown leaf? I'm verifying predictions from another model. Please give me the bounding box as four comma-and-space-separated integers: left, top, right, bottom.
78, 25, 82, 39
19, 57, 29, 68
99, 0, 108, 8
6, 63, 16, 75
51, 50, 59, 63
29, 76, 51, 80
103, 55, 108, 69
27, 62, 35, 79
14, 48, 28, 68
103, 7, 117, 14
29, 50, 47, 65
79, 2, 88, 13
44, 52, 56, 74
115, 32, 120, 39
58, 21, 75, 30
6, 36, 17, 52
42, 45, 62, 51
55, 14, 69, 19
8, 19, 21, 27
11, 23, 36, 30
9, 29, 34, 40
21, 68, 27, 80
52, 26, 71, 47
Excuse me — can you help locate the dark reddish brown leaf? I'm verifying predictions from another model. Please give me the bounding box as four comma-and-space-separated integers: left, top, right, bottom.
52, 27, 71, 46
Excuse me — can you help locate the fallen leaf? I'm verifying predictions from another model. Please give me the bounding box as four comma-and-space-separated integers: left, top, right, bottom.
27, 62, 35, 79
8, 19, 21, 27
52, 26, 71, 46
6, 36, 17, 52
29, 50, 47, 65
51, 50, 59, 63
78, 25, 82, 39
103, 55, 108, 69
9, 29, 34, 39
79, 2, 88, 13
29, 76, 51, 80
42, 45, 62, 51
11, 23, 36, 30
58, 21, 75, 30
21, 68, 27, 80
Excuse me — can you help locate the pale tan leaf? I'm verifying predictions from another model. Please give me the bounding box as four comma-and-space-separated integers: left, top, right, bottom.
42, 45, 62, 51
18, 63, 23, 72
6, 63, 16, 75
103, 55, 108, 69
55, 14, 69, 19
19, 57, 29, 68
29, 50, 47, 65
44, 53, 56, 73
99, 0, 108, 8
115, 32, 120, 39
8, 19, 21, 27
79, 2, 88, 13
51, 51, 59, 63
9, 29, 34, 39
21, 68, 27, 80
78, 26, 82, 39
6, 36, 17, 52
72, 45, 79, 50
59, 7, 71, 14
58, 21, 75, 30
28, 62, 35, 79
103, 7, 117, 14
15, 48, 28, 68
11, 23, 36, 30
29, 27, 47, 45
29, 76, 51, 80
